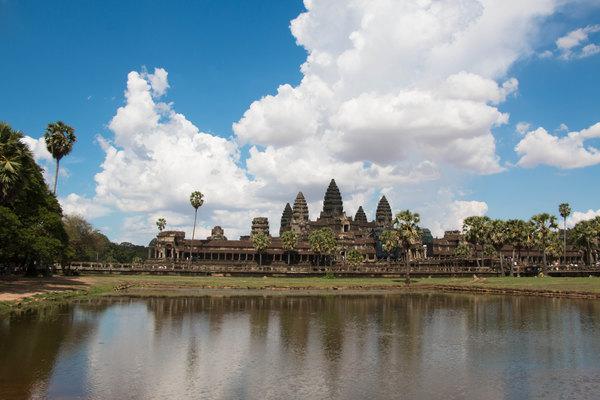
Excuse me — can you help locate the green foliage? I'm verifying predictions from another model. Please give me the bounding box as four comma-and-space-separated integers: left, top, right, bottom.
505, 219, 531, 251
189, 191, 204, 209
280, 230, 299, 251
0, 123, 69, 272
308, 228, 337, 255
63, 214, 110, 261
346, 248, 363, 267
251, 232, 271, 253
559, 203, 572, 220
156, 218, 166, 232
570, 217, 600, 265
489, 219, 509, 251
462, 216, 492, 248
380, 229, 399, 255
43, 121, 76, 194
394, 210, 422, 255
453, 242, 472, 259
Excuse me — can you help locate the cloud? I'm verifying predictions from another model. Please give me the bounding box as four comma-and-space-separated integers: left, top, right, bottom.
515, 122, 600, 168
423, 197, 489, 237
567, 209, 600, 227
555, 24, 600, 59
516, 121, 531, 135
21, 135, 60, 184
60, 193, 111, 219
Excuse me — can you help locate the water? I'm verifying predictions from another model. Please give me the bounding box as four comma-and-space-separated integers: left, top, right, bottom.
1, 293, 600, 400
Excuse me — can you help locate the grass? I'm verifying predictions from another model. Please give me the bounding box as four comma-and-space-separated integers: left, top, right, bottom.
2, 274, 600, 316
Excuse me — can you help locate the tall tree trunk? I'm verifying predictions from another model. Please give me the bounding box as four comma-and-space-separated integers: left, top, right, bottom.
405, 249, 411, 285
510, 249, 515, 277
499, 251, 504, 276
53, 159, 60, 195
563, 217, 567, 265
191, 208, 198, 263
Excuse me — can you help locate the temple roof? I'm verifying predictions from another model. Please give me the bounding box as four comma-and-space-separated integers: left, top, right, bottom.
321, 179, 343, 216
292, 192, 309, 222
280, 203, 293, 234
354, 206, 368, 224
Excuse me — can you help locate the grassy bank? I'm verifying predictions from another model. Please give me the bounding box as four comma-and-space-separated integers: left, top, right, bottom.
2, 275, 600, 316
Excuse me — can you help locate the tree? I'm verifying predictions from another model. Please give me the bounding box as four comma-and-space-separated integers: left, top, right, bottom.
251, 232, 271, 266
280, 230, 298, 265
545, 232, 563, 267
0, 123, 31, 203
380, 229, 399, 266
63, 214, 110, 261
43, 121, 76, 195
462, 216, 491, 268
156, 218, 166, 232
189, 191, 204, 260
0, 123, 68, 274
570, 218, 599, 266
453, 242, 472, 259
530, 213, 559, 271
505, 219, 529, 276
489, 219, 509, 275
346, 249, 363, 268
558, 203, 571, 264
394, 210, 421, 285
308, 228, 337, 267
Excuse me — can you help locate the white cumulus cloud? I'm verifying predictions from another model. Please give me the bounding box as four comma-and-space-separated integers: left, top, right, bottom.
515, 122, 600, 168
555, 24, 600, 59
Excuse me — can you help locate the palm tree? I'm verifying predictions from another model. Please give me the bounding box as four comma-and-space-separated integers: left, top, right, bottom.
0, 123, 33, 203
380, 229, 399, 266
489, 219, 509, 275
309, 228, 337, 267
156, 218, 166, 232
570, 218, 599, 266
43, 121, 76, 195
505, 219, 529, 276
463, 216, 491, 268
558, 203, 571, 265
281, 230, 298, 265
530, 213, 558, 272
346, 249, 363, 268
453, 241, 472, 260
251, 232, 271, 266
189, 191, 204, 261
394, 210, 421, 285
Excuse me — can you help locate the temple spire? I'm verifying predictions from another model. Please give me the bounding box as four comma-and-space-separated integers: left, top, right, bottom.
321, 179, 343, 217
280, 203, 293, 235
292, 192, 309, 223
354, 206, 368, 224
375, 195, 392, 227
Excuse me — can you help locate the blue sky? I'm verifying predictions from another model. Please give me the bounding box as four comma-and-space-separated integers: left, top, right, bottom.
2, 0, 600, 244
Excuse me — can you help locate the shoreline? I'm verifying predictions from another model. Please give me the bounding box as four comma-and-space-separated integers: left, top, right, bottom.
2, 275, 600, 316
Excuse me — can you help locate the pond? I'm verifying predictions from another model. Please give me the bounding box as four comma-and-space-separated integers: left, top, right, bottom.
1, 293, 600, 399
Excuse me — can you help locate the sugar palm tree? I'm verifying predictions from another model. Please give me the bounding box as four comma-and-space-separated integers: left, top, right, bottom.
380, 229, 399, 266
489, 219, 509, 275
156, 218, 166, 232
570, 218, 599, 266
346, 249, 363, 268
189, 191, 204, 260
558, 203, 571, 264
281, 230, 298, 265
505, 219, 528, 276
454, 241, 472, 259
309, 228, 337, 267
394, 210, 421, 285
43, 121, 76, 195
463, 216, 491, 268
530, 213, 558, 271
251, 232, 271, 266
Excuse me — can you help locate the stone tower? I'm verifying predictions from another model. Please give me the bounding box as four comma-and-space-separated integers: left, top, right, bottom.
320, 179, 344, 217
251, 217, 270, 236
292, 192, 309, 223
375, 195, 392, 227
280, 203, 293, 235
354, 206, 368, 224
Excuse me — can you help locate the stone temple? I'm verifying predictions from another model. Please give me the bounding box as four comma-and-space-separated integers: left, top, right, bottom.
150, 179, 425, 265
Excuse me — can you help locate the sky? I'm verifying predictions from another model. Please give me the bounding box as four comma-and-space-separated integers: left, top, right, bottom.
2, 0, 600, 245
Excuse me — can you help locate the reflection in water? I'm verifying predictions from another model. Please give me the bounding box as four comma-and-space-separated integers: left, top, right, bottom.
1, 293, 600, 399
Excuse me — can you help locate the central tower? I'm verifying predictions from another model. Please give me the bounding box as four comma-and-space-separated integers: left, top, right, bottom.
320, 179, 344, 218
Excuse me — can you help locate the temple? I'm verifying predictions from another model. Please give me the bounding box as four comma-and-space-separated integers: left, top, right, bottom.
149, 179, 425, 265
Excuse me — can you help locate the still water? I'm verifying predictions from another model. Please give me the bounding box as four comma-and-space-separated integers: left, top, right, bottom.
1, 293, 600, 400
